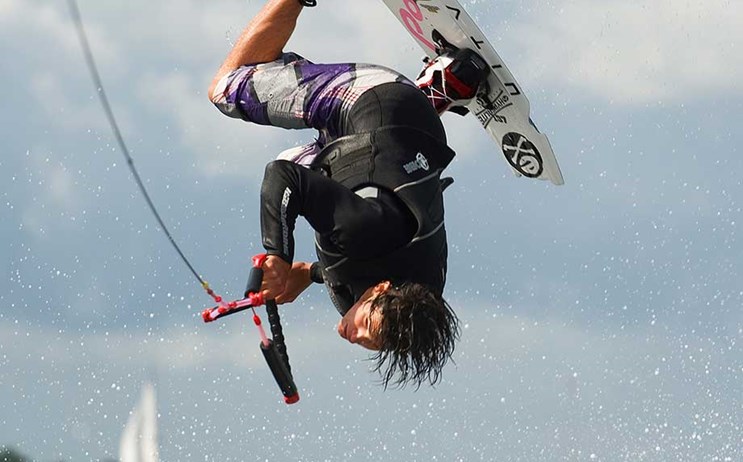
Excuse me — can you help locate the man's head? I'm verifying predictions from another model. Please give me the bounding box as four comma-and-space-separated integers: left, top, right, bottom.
337, 281, 460, 389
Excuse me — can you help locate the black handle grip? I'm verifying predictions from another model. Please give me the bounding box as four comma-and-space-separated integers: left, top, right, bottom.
244, 266, 264, 297
265, 300, 290, 372
261, 339, 299, 404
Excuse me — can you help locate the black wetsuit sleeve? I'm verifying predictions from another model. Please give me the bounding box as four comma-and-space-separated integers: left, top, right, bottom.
260, 160, 416, 263
309, 262, 324, 284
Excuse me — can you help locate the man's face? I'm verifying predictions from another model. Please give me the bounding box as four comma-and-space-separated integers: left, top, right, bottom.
336, 282, 389, 351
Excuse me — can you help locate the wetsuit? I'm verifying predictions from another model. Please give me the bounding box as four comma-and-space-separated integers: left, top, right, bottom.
211, 52, 453, 314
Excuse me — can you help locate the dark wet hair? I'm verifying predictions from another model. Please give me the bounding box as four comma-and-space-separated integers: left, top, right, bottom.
370, 282, 460, 389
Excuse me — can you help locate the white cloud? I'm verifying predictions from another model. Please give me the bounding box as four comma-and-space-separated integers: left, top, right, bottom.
0, 313, 347, 374
510, 0, 743, 104
30, 73, 113, 133
136, 70, 314, 179
123, 0, 440, 178
290, 1, 418, 70
18, 149, 87, 238
59, 1, 423, 179
2, 1, 131, 132
0, 305, 695, 379
0, 0, 120, 68
3, 303, 738, 459
13, 0, 742, 166
7, 0, 491, 180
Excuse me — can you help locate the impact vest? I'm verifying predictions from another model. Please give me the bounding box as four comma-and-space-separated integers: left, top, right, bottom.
311, 125, 455, 315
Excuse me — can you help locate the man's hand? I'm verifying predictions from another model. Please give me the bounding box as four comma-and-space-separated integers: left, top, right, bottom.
275, 262, 313, 304
261, 255, 291, 301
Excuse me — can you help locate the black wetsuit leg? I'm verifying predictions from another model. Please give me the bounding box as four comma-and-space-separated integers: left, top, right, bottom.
342, 82, 447, 142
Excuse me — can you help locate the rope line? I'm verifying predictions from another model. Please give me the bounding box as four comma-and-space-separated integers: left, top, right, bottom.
67, 0, 206, 287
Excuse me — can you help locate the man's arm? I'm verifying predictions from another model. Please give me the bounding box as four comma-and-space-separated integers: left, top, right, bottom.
258, 159, 416, 298
260, 160, 417, 264
208, 0, 304, 100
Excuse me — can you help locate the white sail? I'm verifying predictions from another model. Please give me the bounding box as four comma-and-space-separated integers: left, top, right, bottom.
119, 382, 159, 462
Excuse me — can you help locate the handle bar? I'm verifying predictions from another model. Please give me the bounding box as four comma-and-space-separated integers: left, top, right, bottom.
200, 254, 299, 404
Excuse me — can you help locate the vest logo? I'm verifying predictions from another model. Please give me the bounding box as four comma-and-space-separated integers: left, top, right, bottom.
403, 152, 430, 174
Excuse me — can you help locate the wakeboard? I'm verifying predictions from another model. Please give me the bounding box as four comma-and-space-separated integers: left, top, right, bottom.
382, 0, 564, 185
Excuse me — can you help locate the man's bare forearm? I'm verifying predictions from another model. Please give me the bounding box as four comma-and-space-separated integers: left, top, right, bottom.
209, 0, 303, 100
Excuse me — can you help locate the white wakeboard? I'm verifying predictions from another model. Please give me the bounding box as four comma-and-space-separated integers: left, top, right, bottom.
383, 0, 564, 185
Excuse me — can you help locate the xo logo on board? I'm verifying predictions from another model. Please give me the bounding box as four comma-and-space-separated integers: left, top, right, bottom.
501, 132, 543, 178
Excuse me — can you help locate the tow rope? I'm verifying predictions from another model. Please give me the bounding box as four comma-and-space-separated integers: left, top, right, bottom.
68, 0, 299, 404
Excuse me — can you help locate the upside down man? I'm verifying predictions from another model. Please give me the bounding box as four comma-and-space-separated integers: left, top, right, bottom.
208, 0, 488, 388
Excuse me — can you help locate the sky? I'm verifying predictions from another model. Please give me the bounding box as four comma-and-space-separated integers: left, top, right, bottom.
1, 0, 742, 460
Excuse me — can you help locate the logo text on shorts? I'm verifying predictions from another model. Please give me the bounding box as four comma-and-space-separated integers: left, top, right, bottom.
403, 152, 430, 174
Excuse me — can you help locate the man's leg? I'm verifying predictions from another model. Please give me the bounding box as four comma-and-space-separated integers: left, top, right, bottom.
208, 0, 303, 100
